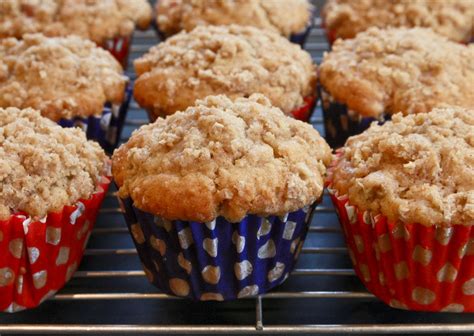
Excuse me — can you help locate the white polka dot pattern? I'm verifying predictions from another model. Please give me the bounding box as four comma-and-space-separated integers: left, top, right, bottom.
169, 278, 190, 297
201, 265, 221, 285
203, 238, 218, 257
0, 177, 110, 312
234, 260, 253, 280
232, 231, 246, 253
122, 197, 316, 301
267, 262, 286, 282
238, 285, 259, 298
258, 239, 276, 259
328, 179, 474, 312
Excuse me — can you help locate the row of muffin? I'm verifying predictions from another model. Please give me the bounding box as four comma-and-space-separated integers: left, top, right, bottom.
1, 24, 472, 152
2, 0, 473, 65
0, 0, 315, 68
1, 97, 472, 312
0, 0, 473, 314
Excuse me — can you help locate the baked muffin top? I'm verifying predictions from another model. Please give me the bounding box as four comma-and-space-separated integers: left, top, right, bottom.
330, 106, 474, 227
156, 0, 312, 37
0, 34, 127, 121
322, 0, 474, 43
113, 94, 332, 223
0, 0, 152, 44
0, 107, 108, 220
134, 25, 316, 118
319, 27, 474, 118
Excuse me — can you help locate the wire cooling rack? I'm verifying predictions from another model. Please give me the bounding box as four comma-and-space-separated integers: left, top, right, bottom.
2, 3, 474, 335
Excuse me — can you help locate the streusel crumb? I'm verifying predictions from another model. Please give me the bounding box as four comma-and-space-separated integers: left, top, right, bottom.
322, 0, 473, 43
113, 94, 332, 222
0, 107, 108, 220
156, 0, 311, 37
319, 28, 474, 118
0, 34, 127, 121
331, 106, 474, 227
0, 0, 152, 43
134, 25, 316, 119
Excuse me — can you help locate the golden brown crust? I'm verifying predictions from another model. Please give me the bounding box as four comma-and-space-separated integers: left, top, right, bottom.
0, 107, 108, 220
319, 28, 474, 118
0, 34, 127, 121
0, 0, 152, 44
134, 25, 316, 118
322, 0, 474, 43
331, 106, 474, 227
113, 94, 332, 222
156, 0, 312, 37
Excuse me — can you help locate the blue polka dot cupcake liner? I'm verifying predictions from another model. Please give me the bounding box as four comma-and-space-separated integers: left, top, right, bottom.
58, 84, 132, 154
119, 197, 317, 301
319, 85, 391, 148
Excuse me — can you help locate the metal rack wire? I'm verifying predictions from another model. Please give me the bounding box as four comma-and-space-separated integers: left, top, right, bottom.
1, 9, 474, 336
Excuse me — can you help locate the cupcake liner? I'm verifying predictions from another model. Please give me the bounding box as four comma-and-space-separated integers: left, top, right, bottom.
327, 162, 474, 312
145, 95, 317, 123
58, 83, 132, 154
0, 176, 111, 313
101, 36, 132, 68
119, 196, 318, 301
289, 7, 315, 48
324, 28, 337, 46
319, 85, 391, 148
291, 96, 316, 122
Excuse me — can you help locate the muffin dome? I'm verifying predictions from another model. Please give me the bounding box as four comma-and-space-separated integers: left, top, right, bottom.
113, 94, 332, 222
319, 28, 474, 118
0, 0, 152, 44
322, 0, 474, 43
134, 25, 316, 119
156, 0, 312, 37
331, 106, 474, 227
0, 107, 108, 220
0, 34, 127, 121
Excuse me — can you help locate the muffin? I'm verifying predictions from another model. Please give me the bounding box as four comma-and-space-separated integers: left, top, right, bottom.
134, 25, 317, 122
155, 0, 314, 47
113, 94, 332, 300
318, 27, 474, 148
328, 106, 474, 312
0, 0, 153, 67
322, 0, 474, 44
0, 107, 110, 312
0, 33, 131, 153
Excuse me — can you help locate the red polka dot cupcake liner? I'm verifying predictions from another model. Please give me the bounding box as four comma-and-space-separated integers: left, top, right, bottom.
0, 176, 111, 313
327, 167, 474, 312
101, 36, 132, 69
291, 96, 317, 122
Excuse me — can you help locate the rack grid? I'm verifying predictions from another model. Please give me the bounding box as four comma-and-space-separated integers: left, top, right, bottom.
1, 4, 474, 335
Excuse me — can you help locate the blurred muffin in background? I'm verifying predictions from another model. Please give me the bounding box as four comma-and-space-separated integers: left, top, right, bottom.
0, 34, 130, 152
0, 0, 153, 66
134, 25, 317, 122
155, 0, 314, 46
322, 0, 474, 44
318, 27, 474, 148
0, 107, 110, 312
